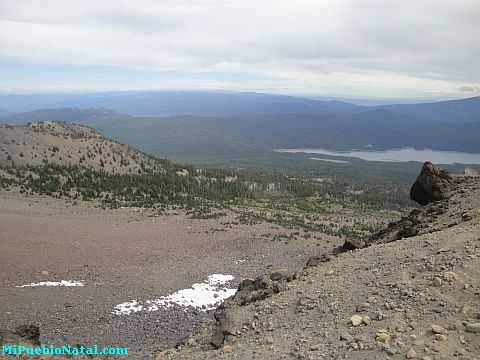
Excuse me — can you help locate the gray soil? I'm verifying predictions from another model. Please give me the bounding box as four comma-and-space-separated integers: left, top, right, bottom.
161, 171, 480, 360
0, 191, 341, 359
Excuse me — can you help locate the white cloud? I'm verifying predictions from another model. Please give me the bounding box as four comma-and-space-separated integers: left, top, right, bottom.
0, 0, 479, 96
460, 85, 480, 93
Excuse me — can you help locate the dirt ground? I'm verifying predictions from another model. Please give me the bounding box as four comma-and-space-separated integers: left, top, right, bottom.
161, 173, 480, 360
0, 190, 341, 358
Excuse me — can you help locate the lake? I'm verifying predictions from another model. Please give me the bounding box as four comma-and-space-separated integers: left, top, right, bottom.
273, 147, 480, 165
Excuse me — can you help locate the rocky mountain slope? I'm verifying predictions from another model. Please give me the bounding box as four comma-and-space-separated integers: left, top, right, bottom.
0, 121, 162, 174
370, 162, 479, 244
160, 163, 480, 360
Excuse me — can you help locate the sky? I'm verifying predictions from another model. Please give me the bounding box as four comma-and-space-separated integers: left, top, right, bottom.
1, 0, 479, 98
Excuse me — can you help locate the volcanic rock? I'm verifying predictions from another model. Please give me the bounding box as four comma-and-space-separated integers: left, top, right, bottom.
342, 238, 365, 251
410, 162, 454, 205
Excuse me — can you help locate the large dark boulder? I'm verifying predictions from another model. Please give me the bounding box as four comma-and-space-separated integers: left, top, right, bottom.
410, 162, 454, 205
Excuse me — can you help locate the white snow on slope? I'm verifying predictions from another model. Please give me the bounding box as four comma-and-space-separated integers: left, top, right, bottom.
113, 274, 235, 315
16, 280, 84, 288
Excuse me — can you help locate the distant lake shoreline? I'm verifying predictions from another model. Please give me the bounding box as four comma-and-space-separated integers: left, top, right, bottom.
273, 147, 480, 165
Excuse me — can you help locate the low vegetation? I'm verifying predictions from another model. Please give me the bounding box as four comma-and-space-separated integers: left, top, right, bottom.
1, 160, 412, 240
0, 120, 415, 241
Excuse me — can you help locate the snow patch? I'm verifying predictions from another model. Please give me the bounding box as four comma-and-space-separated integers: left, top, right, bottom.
206, 274, 234, 285
16, 280, 84, 288
113, 274, 236, 315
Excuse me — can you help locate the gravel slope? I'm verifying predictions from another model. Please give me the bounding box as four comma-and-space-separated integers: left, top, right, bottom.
163, 174, 480, 360
0, 192, 341, 359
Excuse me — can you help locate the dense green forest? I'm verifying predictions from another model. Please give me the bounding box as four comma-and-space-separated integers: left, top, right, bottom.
1, 161, 414, 210
1, 158, 416, 240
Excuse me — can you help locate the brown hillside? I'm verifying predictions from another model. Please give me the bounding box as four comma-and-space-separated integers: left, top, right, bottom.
162, 164, 480, 359
0, 121, 162, 174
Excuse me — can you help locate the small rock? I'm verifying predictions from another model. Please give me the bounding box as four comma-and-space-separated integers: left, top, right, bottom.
356, 302, 370, 312
340, 332, 353, 342
186, 338, 197, 347
434, 334, 447, 341
298, 297, 313, 306
255, 274, 273, 289
269, 269, 296, 282
375, 310, 385, 320
433, 277, 442, 287
351, 315, 363, 327
265, 336, 274, 345
406, 348, 417, 358
461, 304, 476, 316
362, 316, 371, 325
156, 352, 167, 359
462, 212, 473, 221
222, 345, 233, 353
267, 321, 274, 331
343, 238, 365, 251
377, 332, 390, 343
385, 346, 397, 355
465, 322, 480, 333
305, 254, 331, 268
431, 324, 445, 334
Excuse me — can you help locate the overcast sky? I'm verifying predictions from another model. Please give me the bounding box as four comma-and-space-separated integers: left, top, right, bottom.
1, 0, 479, 98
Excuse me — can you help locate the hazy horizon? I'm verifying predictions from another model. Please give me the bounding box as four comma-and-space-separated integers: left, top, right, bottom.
0, 88, 477, 106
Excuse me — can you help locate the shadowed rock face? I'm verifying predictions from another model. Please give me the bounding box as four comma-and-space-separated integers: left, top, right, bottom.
410, 162, 454, 205
368, 162, 480, 245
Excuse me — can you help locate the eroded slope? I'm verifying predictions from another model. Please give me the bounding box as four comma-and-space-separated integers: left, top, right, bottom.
162, 165, 480, 360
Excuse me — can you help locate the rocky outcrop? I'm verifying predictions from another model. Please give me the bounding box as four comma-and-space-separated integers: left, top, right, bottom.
208, 162, 477, 349
342, 238, 365, 251
167, 162, 480, 360
209, 162, 478, 349
409, 162, 454, 205
211, 269, 297, 348
304, 239, 364, 270
305, 253, 333, 268
369, 163, 479, 245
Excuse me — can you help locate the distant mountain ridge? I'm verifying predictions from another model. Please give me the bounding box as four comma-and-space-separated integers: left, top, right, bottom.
0, 91, 478, 122
379, 96, 480, 123
1, 107, 118, 125
0, 91, 365, 117
1, 93, 479, 161
0, 107, 119, 125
